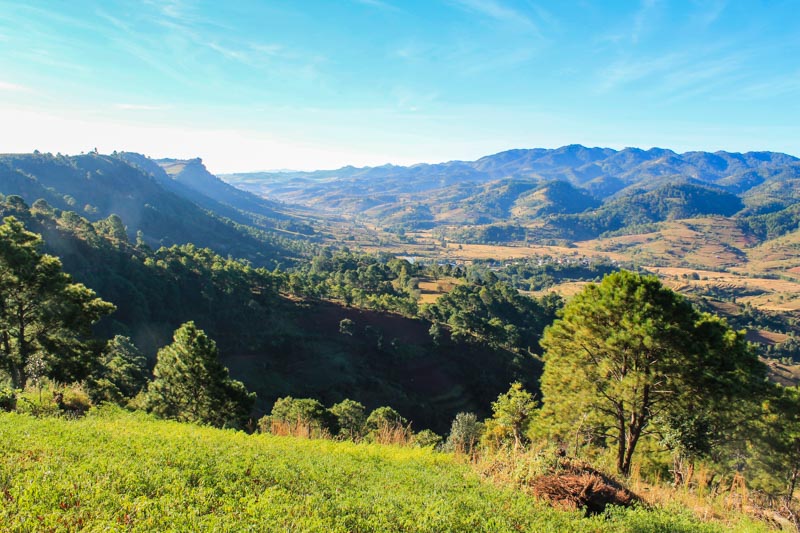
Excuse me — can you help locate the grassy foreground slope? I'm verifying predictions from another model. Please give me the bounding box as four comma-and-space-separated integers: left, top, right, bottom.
0, 410, 765, 532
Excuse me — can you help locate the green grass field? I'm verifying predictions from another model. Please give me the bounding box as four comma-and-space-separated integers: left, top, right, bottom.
0, 408, 768, 532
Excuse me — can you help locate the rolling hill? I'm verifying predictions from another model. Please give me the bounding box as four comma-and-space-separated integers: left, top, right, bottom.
222, 145, 800, 244
223, 144, 797, 206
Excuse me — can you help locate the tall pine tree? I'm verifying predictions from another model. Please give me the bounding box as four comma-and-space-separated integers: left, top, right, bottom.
539, 270, 766, 476
146, 322, 255, 428
0, 216, 114, 389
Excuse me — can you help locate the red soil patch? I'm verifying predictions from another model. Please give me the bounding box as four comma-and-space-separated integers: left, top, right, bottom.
295, 299, 431, 345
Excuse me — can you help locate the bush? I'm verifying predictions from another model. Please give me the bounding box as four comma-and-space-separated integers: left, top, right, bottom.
15, 383, 93, 418
444, 412, 482, 454
0, 385, 16, 412
329, 399, 366, 440
263, 396, 334, 437
413, 429, 443, 449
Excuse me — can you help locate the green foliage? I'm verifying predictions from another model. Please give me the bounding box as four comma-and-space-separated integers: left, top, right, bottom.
329, 398, 366, 440
292, 249, 420, 316
488, 382, 537, 450
413, 429, 443, 449
87, 335, 149, 404
444, 412, 482, 455
550, 183, 745, 240
539, 271, 767, 475
739, 203, 800, 240
0, 199, 549, 432
425, 280, 557, 352
266, 396, 332, 434
475, 257, 619, 292
0, 384, 16, 411
744, 386, 800, 502
366, 406, 407, 431
145, 322, 255, 428
338, 318, 355, 335
0, 216, 115, 389
0, 409, 756, 532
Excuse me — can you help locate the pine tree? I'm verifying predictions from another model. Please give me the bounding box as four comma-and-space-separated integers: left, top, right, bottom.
0, 217, 115, 389
539, 270, 766, 476
146, 322, 255, 428
87, 335, 148, 403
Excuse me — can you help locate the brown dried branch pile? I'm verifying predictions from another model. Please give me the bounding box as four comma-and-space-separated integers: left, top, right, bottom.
530, 463, 639, 515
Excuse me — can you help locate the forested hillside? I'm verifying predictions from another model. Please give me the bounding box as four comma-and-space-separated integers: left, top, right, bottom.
0, 195, 555, 430
0, 152, 313, 267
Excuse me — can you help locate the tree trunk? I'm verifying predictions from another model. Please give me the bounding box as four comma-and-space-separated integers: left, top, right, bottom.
786, 464, 799, 507
616, 416, 627, 475
15, 301, 27, 390
672, 454, 684, 487
621, 422, 644, 476
1, 330, 22, 389
621, 384, 650, 477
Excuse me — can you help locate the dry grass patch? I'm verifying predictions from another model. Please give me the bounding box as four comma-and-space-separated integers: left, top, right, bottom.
417, 277, 460, 304
526, 282, 591, 299
746, 231, 800, 273
763, 358, 800, 387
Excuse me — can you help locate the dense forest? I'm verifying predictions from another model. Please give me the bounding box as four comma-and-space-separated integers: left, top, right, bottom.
0, 195, 559, 430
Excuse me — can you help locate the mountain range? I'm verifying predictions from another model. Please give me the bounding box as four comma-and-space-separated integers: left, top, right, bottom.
222, 145, 800, 240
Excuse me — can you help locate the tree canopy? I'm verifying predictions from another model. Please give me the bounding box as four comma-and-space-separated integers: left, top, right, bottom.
146, 322, 255, 428
0, 216, 115, 389
539, 270, 767, 475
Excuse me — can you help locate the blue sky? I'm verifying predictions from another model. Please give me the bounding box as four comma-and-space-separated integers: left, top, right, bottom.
0, 0, 797, 172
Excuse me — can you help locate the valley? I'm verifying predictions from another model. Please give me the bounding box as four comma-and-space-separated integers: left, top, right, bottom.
2, 146, 800, 529
5, 2, 799, 529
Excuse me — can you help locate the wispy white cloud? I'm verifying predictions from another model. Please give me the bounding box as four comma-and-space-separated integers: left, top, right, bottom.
730, 74, 800, 100
449, 0, 542, 35
598, 53, 682, 91
98, 2, 326, 87
690, 0, 726, 28
530, 4, 560, 33
597, 49, 748, 104
250, 43, 285, 56
631, 0, 660, 44
94, 9, 198, 87
393, 41, 430, 61
114, 103, 169, 111
0, 80, 28, 92
390, 86, 440, 112
351, 0, 400, 12
142, 0, 198, 24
